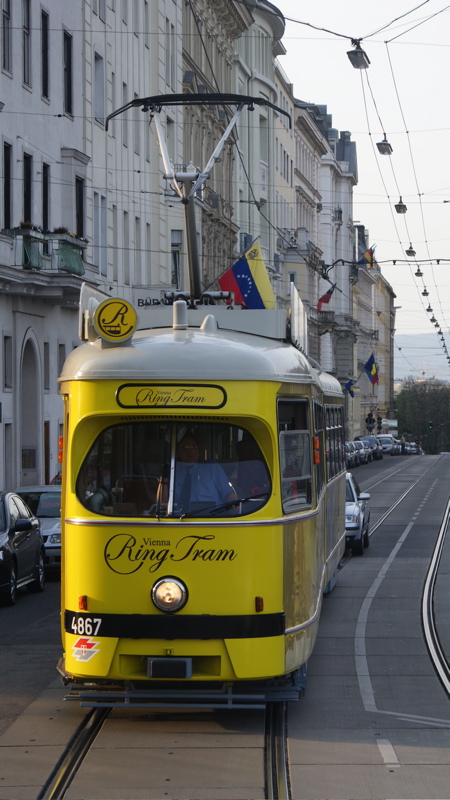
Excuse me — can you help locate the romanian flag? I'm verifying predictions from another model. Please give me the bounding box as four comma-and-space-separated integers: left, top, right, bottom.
358, 248, 374, 268
364, 354, 379, 384
218, 242, 276, 309
345, 379, 355, 398
317, 284, 335, 311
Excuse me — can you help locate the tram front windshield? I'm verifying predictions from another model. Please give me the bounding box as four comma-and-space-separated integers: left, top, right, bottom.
76, 422, 271, 518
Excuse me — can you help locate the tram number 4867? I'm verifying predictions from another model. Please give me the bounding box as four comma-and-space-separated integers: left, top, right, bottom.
71, 616, 102, 636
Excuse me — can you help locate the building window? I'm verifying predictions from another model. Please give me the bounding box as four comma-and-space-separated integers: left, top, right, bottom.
23, 0, 31, 85
99, 0, 106, 21
111, 72, 116, 137
2, 0, 11, 72
165, 18, 175, 90
3, 142, 11, 229
93, 190, 107, 275
94, 51, 105, 124
41, 11, 49, 98
123, 211, 129, 285
23, 153, 32, 223
42, 162, 50, 253
112, 204, 118, 281
134, 92, 140, 154
3, 335, 12, 388
122, 82, 127, 147
144, 0, 149, 48
43, 342, 49, 390
75, 177, 84, 238
134, 216, 141, 283
58, 344, 66, 376
63, 31, 73, 115
171, 229, 182, 287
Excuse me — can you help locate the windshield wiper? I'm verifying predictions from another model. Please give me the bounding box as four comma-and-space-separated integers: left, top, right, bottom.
177, 491, 270, 519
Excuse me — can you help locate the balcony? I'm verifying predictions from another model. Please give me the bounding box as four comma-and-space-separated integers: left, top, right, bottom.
2, 228, 85, 276
0, 228, 87, 306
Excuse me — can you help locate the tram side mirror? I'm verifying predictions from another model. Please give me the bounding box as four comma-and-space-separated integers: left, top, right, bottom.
358, 492, 370, 501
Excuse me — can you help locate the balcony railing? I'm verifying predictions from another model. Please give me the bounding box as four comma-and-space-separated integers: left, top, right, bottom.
2, 229, 85, 276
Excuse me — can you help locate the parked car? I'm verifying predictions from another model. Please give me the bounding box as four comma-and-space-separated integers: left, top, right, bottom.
377, 435, 396, 455
357, 435, 383, 460
14, 486, 61, 573
375, 437, 385, 458
345, 441, 357, 469
345, 473, 370, 556
362, 440, 373, 462
0, 491, 45, 605
353, 440, 368, 465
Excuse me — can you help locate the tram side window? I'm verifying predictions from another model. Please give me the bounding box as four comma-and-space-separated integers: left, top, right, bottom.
313, 399, 325, 495
278, 399, 312, 513
75, 421, 271, 518
325, 405, 345, 480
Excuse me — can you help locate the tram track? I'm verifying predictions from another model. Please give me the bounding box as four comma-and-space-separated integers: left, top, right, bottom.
265, 702, 291, 800
422, 497, 450, 695
361, 455, 440, 537
37, 707, 110, 800
37, 701, 291, 800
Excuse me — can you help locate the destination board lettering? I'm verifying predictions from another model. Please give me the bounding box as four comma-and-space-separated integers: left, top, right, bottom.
116, 383, 226, 409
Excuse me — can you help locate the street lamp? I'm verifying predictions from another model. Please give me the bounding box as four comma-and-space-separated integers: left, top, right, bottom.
377, 136, 393, 155
406, 243, 416, 256
414, 266, 423, 277
347, 41, 370, 69
395, 197, 407, 213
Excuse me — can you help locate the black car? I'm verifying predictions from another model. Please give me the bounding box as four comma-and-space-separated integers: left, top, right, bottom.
0, 491, 45, 605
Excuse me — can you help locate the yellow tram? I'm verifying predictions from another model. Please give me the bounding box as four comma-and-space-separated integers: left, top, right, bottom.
58, 289, 346, 707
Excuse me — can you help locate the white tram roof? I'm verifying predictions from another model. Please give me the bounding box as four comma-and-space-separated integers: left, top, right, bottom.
60, 307, 342, 396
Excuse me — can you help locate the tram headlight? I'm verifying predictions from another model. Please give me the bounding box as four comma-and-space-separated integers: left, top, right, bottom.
151, 577, 188, 613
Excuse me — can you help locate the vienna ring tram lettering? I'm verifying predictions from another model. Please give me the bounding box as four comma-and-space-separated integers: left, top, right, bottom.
116, 383, 226, 409
104, 533, 238, 574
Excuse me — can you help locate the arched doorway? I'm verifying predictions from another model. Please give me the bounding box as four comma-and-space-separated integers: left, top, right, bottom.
20, 339, 39, 486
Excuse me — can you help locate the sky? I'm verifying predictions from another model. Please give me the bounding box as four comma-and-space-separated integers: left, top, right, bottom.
275, 0, 450, 380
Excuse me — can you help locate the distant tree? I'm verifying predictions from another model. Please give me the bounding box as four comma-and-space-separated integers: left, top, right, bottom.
396, 380, 450, 453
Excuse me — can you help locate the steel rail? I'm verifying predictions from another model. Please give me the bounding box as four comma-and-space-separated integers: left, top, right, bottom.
37, 707, 110, 800
421, 498, 450, 695
367, 457, 438, 536
265, 702, 291, 800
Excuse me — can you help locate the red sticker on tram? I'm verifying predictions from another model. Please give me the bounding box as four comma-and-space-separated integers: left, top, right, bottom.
72, 637, 100, 662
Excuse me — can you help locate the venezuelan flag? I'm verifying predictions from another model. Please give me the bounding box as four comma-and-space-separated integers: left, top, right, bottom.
218, 242, 276, 309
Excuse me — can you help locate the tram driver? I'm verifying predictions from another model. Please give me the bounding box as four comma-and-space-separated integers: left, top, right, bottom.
174, 436, 237, 514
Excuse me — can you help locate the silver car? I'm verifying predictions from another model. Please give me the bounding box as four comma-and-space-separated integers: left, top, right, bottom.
345, 473, 370, 556
15, 486, 61, 572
